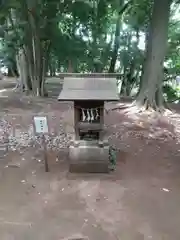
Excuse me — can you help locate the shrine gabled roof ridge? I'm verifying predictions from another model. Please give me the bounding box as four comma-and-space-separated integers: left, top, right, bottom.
58, 77, 119, 101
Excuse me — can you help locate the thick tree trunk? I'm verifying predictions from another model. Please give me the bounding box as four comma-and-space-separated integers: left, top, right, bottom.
135, 0, 171, 111
16, 49, 30, 92
9, 1, 53, 97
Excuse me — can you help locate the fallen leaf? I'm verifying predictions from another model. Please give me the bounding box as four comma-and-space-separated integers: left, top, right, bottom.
162, 188, 170, 192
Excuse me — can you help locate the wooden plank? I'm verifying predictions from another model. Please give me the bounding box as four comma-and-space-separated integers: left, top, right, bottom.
78, 122, 103, 131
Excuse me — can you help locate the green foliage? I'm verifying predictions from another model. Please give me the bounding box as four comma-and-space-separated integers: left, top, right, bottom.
163, 84, 180, 102
125, 0, 153, 31
109, 146, 117, 171
0, 0, 179, 100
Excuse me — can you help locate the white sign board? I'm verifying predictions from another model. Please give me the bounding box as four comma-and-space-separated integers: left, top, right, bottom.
33, 116, 48, 134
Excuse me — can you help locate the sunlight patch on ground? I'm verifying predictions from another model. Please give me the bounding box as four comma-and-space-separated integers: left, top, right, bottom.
118, 105, 160, 121
113, 104, 178, 142
0, 89, 9, 98
118, 104, 173, 121
170, 112, 180, 144
0, 89, 8, 93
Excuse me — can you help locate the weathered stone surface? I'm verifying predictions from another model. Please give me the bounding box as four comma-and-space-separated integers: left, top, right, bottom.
69, 141, 109, 173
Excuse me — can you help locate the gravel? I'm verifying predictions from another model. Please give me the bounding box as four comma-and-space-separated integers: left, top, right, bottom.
0, 117, 73, 152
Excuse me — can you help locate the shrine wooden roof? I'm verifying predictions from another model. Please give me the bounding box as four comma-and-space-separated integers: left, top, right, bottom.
58, 77, 119, 101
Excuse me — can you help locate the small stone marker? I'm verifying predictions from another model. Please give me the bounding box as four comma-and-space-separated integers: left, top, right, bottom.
0, 136, 8, 159
33, 116, 49, 172
0, 143, 8, 158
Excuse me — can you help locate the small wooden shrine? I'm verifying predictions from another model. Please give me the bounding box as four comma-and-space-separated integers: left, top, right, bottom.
58, 77, 119, 173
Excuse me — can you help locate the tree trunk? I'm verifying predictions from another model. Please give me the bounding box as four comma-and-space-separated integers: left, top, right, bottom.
120, 33, 133, 96
49, 62, 54, 76
126, 62, 136, 96
16, 49, 30, 92
135, 0, 171, 111
68, 59, 73, 73
109, 0, 131, 73
108, 11, 121, 73
7, 62, 18, 77
19, 0, 47, 97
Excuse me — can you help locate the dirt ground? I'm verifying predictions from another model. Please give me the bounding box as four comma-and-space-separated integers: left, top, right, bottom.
0, 81, 180, 239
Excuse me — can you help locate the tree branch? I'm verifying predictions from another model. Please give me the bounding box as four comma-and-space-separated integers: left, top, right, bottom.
118, 0, 132, 15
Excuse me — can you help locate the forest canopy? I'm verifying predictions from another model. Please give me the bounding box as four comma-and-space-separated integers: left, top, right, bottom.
0, 0, 179, 110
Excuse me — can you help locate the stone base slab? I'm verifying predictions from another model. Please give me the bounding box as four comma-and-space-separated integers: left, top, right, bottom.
69, 141, 109, 173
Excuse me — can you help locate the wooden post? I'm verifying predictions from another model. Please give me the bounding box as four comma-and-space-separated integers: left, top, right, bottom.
42, 134, 49, 172
33, 116, 49, 173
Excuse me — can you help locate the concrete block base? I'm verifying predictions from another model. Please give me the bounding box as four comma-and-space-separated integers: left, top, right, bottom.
69, 141, 109, 173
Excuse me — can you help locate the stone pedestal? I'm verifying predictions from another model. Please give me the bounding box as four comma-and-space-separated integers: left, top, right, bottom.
69, 140, 109, 173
